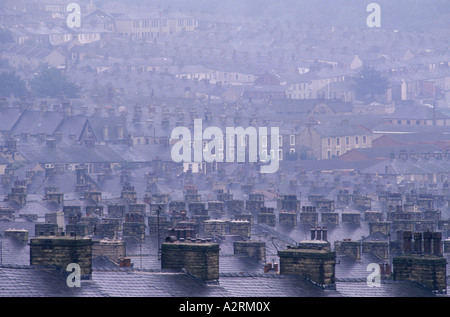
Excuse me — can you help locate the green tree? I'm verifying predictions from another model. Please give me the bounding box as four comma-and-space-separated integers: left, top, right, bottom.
0, 72, 27, 97
354, 67, 389, 102
30, 65, 80, 98
0, 28, 13, 44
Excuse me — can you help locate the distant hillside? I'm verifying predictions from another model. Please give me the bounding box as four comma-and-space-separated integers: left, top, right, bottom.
96, 0, 450, 31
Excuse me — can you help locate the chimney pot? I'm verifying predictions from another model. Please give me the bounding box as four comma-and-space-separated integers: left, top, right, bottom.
316, 227, 322, 240
413, 232, 422, 253
423, 231, 432, 254
403, 231, 412, 253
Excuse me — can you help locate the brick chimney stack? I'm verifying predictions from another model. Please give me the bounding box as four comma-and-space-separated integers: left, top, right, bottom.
423, 231, 432, 254
432, 232, 442, 256
403, 231, 412, 253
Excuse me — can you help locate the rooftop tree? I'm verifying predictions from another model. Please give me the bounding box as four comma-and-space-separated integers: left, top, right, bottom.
354, 66, 389, 102
0, 71, 28, 97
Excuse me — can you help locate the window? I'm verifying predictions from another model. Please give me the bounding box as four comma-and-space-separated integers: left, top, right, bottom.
133, 20, 139, 28
261, 150, 267, 161
327, 150, 331, 159
363, 136, 367, 144
278, 149, 283, 161
327, 138, 331, 146
290, 135, 295, 146
261, 135, 267, 148
290, 148, 295, 154
355, 136, 359, 145
278, 135, 283, 147
336, 137, 340, 146
236, 74, 239, 80
336, 150, 340, 157
229, 135, 235, 146
346, 137, 349, 145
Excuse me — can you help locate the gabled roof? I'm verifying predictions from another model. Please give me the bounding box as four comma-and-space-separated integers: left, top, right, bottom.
339, 144, 442, 161
17, 144, 125, 164
385, 105, 449, 120
84, 9, 114, 23
0, 107, 22, 132
79, 116, 127, 143
312, 124, 371, 137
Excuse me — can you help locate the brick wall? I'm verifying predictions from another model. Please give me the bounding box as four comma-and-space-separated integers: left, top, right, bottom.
279, 212, 298, 226
4, 229, 28, 241
92, 240, 126, 263
161, 240, 220, 281
122, 222, 145, 241
35, 223, 60, 236
393, 256, 447, 293
278, 245, 336, 289
300, 212, 319, 225
341, 212, 361, 225
66, 223, 89, 237
334, 240, 361, 260
229, 220, 251, 239
204, 220, 227, 237
258, 213, 276, 227
364, 211, 384, 222
321, 212, 339, 225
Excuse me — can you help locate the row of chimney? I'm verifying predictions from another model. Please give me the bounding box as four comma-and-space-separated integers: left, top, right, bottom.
311, 227, 328, 241
402, 231, 442, 255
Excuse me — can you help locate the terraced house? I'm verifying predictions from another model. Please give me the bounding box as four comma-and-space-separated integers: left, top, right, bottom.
298, 122, 372, 159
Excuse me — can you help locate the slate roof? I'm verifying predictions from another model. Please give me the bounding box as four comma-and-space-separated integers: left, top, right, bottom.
54, 115, 89, 139
386, 105, 449, 120
312, 124, 371, 137
10, 110, 64, 135
0, 265, 440, 297
81, 116, 128, 143
0, 107, 22, 132
361, 158, 450, 175
109, 144, 173, 162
